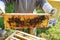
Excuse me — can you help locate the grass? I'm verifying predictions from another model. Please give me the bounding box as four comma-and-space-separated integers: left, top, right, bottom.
0, 17, 4, 29
5, 3, 14, 13
36, 7, 44, 13
37, 20, 60, 40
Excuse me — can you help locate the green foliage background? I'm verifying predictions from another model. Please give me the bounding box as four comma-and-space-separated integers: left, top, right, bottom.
37, 24, 60, 40
5, 3, 14, 13
0, 17, 4, 29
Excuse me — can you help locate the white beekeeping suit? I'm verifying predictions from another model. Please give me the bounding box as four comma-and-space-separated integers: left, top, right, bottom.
0, 0, 5, 14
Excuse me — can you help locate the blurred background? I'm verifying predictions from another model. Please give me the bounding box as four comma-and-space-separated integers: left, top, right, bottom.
0, 0, 60, 40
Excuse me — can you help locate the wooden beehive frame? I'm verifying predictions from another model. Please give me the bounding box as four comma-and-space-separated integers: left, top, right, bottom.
5, 30, 45, 40
4, 13, 50, 29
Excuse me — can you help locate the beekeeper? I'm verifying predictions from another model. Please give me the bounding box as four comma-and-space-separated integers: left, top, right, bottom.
0, 0, 56, 15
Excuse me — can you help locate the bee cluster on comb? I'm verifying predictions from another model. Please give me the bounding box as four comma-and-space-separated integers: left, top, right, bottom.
4, 14, 49, 29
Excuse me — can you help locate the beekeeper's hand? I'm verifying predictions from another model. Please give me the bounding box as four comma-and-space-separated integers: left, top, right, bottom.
0, 1, 5, 15
49, 8, 57, 16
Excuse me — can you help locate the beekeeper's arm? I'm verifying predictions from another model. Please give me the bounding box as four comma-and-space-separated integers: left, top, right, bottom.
0, 0, 5, 15
38, 0, 56, 16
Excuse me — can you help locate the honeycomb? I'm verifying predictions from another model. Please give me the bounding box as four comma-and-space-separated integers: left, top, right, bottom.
4, 14, 50, 29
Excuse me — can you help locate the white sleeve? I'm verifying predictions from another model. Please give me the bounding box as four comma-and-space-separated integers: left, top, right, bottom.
42, 2, 53, 13
0, 1, 5, 13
